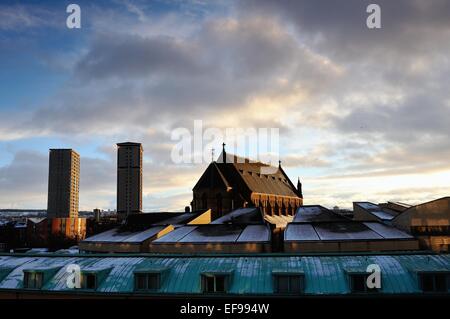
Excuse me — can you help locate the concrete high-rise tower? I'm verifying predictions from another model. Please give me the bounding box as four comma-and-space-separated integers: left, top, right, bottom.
117, 142, 143, 220
47, 149, 80, 218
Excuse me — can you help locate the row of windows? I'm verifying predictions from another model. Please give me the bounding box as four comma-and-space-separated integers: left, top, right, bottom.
21, 271, 450, 294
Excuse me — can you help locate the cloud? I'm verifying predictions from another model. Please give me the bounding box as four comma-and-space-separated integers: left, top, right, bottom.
0, 4, 60, 31
6, 13, 340, 140
1, 1, 449, 210
239, 0, 450, 61
0, 151, 48, 208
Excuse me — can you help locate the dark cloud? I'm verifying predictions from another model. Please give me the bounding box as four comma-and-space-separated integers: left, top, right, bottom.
0, 151, 47, 208
18, 14, 338, 137
334, 94, 450, 141
76, 33, 206, 80
240, 0, 450, 60
1, 1, 450, 209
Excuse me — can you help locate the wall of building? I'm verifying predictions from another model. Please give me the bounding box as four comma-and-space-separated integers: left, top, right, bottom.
251, 193, 302, 216
50, 218, 86, 240
117, 143, 143, 219
284, 239, 419, 253
149, 242, 272, 254
393, 197, 450, 252
47, 149, 80, 218
352, 205, 380, 222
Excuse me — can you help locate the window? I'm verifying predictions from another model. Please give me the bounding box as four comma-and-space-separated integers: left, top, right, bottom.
349, 274, 379, 293
201, 274, 228, 293
216, 193, 223, 216
134, 273, 161, 291
81, 273, 97, 290
24, 272, 44, 289
419, 273, 449, 293
201, 193, 207, 209
273, 274, 304, 294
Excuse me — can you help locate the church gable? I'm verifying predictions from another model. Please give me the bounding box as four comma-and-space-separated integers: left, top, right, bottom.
192, 162, 230, 191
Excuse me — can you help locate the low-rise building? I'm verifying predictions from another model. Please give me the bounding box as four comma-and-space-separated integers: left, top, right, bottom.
284, 205, 419, 253
80, 210, 211, 253
392, 197, 450, 252
0, 253, 448, 297
150, 208, 272, 254
26, 218, 48, 247
353, 202, 401, 224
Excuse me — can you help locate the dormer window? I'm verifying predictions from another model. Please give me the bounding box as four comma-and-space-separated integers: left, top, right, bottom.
273, 273, 304, 294
76, 267, 111, 291
24, 271, 44, 289
81, 273, 97, 290
135, 272, 161, 291
348, 273, 380, 293
419, 272, 449, 293
201, 273, 230, 293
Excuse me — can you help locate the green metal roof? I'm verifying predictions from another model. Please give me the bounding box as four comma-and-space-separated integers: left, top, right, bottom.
0, 253, 448, 296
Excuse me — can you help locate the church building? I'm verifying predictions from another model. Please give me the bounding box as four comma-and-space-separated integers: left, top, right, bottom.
191, 145, 303, 218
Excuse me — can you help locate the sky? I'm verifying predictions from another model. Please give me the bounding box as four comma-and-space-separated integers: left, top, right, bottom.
0, 0, 449, 211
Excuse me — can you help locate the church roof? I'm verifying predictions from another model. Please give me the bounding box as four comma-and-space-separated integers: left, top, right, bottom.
193, 152, 301, 198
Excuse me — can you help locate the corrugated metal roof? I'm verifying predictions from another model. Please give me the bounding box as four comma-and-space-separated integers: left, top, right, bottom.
0, 254, 448, 295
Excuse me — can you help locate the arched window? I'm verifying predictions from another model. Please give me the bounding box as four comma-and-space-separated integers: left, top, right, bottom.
267, 201, 272, 216
202, 193, 207, 209
216, 193, 223, 216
